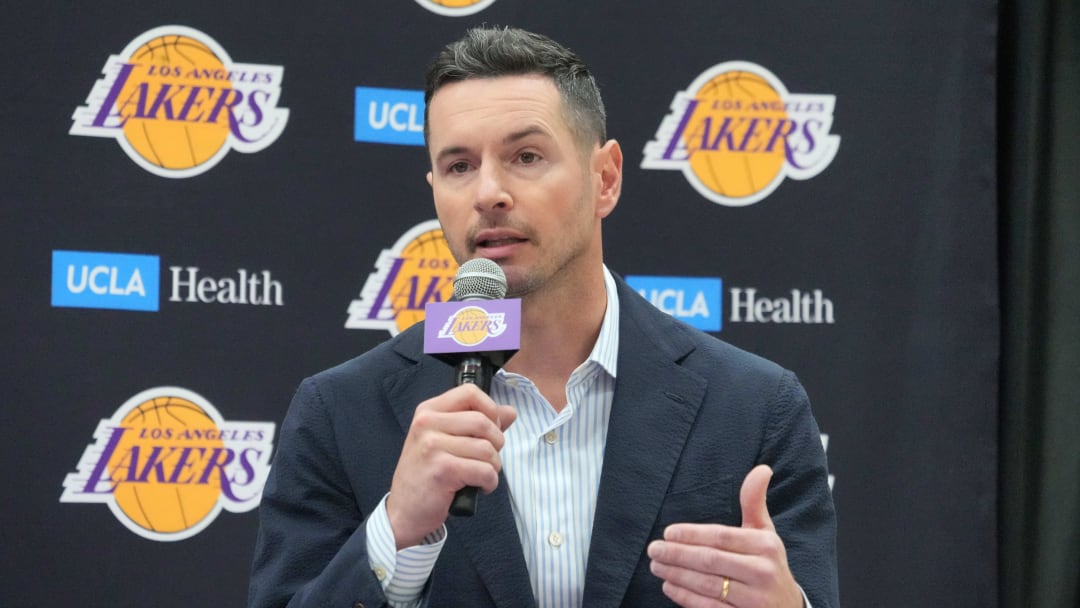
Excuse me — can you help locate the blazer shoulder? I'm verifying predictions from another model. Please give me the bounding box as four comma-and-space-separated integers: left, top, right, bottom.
296, 322, 435, 410
311, 321, 427, 382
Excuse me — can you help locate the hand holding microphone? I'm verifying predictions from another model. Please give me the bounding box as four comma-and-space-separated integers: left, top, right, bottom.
444, 258, 514, 516
386, 259, 521, 548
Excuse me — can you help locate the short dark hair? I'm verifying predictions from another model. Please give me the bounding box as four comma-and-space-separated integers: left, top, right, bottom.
423, 26, 607, 151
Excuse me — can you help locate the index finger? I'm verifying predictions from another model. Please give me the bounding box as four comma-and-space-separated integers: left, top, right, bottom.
663, 522, 778, 556
422, 383, 500, 421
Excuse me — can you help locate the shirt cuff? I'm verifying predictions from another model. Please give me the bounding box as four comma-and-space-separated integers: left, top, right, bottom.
366, 494, 446, 606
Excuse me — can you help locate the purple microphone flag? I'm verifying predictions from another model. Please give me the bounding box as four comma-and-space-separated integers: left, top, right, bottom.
424, 298, 522, 354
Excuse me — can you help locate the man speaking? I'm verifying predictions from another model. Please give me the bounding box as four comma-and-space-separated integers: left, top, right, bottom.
248, 26, 838, 608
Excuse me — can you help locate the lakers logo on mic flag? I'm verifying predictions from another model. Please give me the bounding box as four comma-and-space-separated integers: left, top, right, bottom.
436, 305, 509, 346
425, 299, 521, 353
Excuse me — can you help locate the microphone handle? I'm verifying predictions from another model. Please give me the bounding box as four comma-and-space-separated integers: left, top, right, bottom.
449, 355, 494, 517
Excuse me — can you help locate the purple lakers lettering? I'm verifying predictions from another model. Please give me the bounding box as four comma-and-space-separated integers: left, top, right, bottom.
76, 426, 268, 502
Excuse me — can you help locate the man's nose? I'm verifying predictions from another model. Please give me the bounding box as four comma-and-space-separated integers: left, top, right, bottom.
474, 163, 513, 212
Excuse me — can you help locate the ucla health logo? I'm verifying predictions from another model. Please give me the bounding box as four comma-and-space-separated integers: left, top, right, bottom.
346, 220, 458, 335
627, 275, 722, 332
53, 250, 285, 311
354, 87, 425, 146
60, 387, 275, 541
642, 62, 839, 207
52, 250, 160, 311
414, 0, 495, 16
633, 274, 836, 328
70, 25, 289, 178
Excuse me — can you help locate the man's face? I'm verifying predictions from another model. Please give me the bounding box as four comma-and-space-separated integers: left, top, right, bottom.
426, 74, 613, 299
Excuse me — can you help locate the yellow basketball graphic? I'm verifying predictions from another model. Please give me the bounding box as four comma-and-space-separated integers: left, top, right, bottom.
683, 71, 789, 200
389, 226, 458, 333
116, 35, 231, 170
430, 0, 483, 6
448, 307, 493, 345
106, 395, 224, 534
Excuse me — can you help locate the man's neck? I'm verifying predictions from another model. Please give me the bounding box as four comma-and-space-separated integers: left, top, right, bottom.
502, 268, 608, 411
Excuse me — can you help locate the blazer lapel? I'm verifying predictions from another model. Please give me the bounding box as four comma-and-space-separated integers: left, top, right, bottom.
386, 331, 453, 434
447, 476, 537, 608
581, 280, 708, 607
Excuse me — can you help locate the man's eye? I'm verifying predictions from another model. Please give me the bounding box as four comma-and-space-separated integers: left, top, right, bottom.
448, 161, 470, 173
519, 152, 539, 164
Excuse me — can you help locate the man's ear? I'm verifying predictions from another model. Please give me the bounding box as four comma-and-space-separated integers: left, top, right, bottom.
594, 139, 623, 219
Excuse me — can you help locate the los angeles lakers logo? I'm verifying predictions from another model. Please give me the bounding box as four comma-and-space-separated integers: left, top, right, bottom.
436, 305, 508, 346
642, 62, 840, 207
414, 0, 496, 16
345, 219, 459, 336
70, 26, 289, 178
60, 387, 275, 541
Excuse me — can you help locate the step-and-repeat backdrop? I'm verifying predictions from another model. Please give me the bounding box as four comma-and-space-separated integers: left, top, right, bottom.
1, 2, 997, 606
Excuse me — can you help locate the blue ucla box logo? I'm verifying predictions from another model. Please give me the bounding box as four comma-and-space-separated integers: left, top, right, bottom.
354, 87, 425, 146
627, 275, 722, 332
52, 250, 160, 311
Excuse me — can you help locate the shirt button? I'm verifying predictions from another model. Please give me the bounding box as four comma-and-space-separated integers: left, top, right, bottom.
544, 430, 558, 444
548, 531, 564, 547
373, 566, 387, 581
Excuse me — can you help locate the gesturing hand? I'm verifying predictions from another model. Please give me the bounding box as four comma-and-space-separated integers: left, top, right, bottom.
386, 383, 517, 550
647, 465, 803, 608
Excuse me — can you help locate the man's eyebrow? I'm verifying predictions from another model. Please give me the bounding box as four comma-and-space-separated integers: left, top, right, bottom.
433, 127, 552, 164
434, 145, 468, 165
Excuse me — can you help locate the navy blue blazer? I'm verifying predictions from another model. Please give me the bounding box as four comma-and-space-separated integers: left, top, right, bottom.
249, 276, 839, 608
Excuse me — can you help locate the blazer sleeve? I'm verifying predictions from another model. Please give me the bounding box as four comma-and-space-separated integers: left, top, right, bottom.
758, 370, 840, 608
247, 375, 389, 608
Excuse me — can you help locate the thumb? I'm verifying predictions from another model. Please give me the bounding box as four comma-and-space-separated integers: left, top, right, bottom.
740, 464, 775, 531
496, 405, 517, 431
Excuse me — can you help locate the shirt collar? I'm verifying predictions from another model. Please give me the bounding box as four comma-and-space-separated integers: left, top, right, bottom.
497, 265, 620, 382
587, 265, 620, 379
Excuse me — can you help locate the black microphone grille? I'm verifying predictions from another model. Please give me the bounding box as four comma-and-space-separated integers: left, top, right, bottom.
453, 258, 507, 301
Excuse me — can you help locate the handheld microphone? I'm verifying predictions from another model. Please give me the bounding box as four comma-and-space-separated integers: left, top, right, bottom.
448, 258, 506, 516
423, 258, 520, 516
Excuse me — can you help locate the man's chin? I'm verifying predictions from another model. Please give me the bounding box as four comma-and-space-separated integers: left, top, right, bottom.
500, 268, 536, 299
